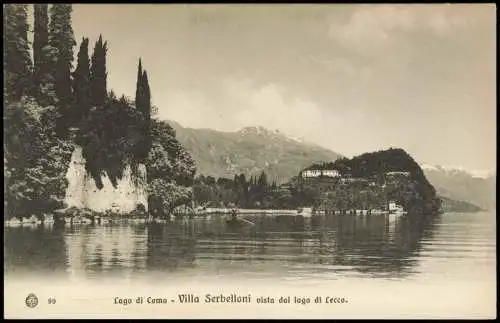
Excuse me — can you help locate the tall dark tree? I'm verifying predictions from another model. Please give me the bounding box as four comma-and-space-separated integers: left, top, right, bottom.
49, 4, 76, 105
134, 60, 152, 160
33, 4, 51, 101
134, 59, 152, 119
49, 4, 76, 137
142, 70, 152, 150
134, 58, 143, 111
3, 4, 33, 102
72, 37, 91, 125
141, 70, 151, 120
90, 34, 108, 107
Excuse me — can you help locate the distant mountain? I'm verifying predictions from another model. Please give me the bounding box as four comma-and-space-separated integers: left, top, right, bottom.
439, 196, 483, 213
421, 164, 496, 211
167, 121, 342, 183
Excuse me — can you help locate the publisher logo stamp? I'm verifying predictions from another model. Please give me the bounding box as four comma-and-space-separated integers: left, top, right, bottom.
25, 293, 38, 308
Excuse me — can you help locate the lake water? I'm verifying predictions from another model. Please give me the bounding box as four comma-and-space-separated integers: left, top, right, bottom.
4, 212, 496, 284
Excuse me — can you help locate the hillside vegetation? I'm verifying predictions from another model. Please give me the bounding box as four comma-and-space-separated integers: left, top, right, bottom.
301, 148, 442, 215
170, 122, 342, 183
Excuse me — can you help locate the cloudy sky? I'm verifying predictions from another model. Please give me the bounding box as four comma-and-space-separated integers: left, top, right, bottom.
69, 4, 496, 172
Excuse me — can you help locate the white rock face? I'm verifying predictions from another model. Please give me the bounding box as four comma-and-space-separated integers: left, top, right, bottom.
64, 145, 148, 213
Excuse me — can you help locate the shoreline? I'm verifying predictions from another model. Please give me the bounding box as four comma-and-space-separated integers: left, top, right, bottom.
3, 208, 407, 228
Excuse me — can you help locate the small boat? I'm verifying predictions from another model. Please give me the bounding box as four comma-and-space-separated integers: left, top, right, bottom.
226, 209, 239, 223
226, 210, 255, 227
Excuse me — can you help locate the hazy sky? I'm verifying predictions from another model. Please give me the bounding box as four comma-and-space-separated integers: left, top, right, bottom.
68, 4, 495, 171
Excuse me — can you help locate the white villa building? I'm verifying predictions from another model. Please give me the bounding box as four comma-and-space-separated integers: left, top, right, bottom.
302, 169, 340, 178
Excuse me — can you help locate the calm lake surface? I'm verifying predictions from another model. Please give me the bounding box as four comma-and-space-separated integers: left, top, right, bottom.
4, 212, 496, 284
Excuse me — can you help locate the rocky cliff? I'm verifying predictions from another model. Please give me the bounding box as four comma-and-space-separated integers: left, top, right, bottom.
64, 145, 148, 213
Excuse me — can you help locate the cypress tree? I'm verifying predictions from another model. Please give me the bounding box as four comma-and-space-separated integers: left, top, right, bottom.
3, 4, 33, 102
90, 35, 108, 107
72, 37, 91, 124
134, 58, 143, 111
33, 4, 50, 101
49, 4, 76, 136
133, 58, 145, 160
142, 70, 151, 120
134, 60, 152, 160
141, 69, 152, 156
49, 4, 76, 105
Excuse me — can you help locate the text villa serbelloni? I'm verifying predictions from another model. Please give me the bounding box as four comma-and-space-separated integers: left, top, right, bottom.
113, 294, 348, 306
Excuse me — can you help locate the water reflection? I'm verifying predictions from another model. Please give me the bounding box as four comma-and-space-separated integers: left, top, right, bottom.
4, 224, 67, 276
331, 215, 441, 277
3, 212, 461, 281
146, 221, 197, 271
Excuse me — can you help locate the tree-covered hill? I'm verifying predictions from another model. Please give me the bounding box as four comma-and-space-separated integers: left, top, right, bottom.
300, 148, 442, 215
3, 4, 195, 219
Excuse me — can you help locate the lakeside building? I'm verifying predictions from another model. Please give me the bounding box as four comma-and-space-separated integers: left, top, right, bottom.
297, 167, 411, 213
301, 169, 340, 178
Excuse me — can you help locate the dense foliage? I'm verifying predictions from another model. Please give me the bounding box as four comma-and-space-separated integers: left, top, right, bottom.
4, 4, 74, 219
146, 120, 196, 218
4, 4, 197, 219
192, 172, 301, 209
4, 98, 73, 218
4, 4, 33, 103
77, 95, 146, 188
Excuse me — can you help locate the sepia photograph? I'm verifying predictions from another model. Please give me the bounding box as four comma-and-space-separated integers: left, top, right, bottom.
3, 3, 496, 319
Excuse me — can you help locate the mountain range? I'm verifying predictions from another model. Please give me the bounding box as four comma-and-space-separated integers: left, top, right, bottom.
420, 164, 496, 211
168, 121, 495, 211
168, 121, 342, 183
